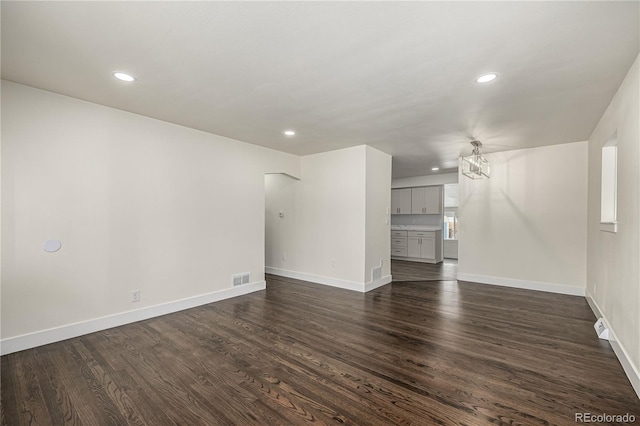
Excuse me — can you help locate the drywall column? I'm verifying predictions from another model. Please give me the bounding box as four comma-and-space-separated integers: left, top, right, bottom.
265, 145, 392, 291
364, 146, 392, 289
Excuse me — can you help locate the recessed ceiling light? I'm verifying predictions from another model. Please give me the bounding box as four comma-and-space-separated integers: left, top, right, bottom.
475, 73, 498, 83
431, 167, 440, 171
284, 130, 296, 136
113, 72, 136, 82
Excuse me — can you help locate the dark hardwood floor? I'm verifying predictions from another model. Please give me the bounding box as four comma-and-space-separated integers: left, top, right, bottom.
391, 259, 459, 282
2, 261, 639, 425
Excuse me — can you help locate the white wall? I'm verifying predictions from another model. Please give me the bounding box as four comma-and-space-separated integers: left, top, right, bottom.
264, 174, 298, 271
265, 145, 391, 290
392, 172, 457, 188
297, 146, 367, 284
458, 141, 588, 295
365, 146, 392, 283
586, 54, 640, 395
1, 81, 299, 347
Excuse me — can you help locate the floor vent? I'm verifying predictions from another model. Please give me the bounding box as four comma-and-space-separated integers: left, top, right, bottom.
594, 318, 610, 340
372, 266, 382, 281
232, 272, 251, 286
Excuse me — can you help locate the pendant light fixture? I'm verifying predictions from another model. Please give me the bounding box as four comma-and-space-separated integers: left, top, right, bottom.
462, 141, 490, 179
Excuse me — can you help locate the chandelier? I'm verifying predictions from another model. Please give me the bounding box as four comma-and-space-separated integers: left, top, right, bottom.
462, 141, 490, 179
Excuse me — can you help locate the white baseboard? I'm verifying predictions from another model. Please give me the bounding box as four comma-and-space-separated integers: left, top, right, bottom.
0, 281, 266, 356
391, 256, 439, 264
456, 272, 585, 296
266, 266, 364, 291
586, 290, 640, 400
266, 267, 391, 293
365, 275, 392, 292
585, 293, 603, 319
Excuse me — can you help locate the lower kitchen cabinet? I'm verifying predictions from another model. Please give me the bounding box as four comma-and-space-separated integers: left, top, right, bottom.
408, 236, 435, 259
392, 230, 442, 264
391, 230, 408, 257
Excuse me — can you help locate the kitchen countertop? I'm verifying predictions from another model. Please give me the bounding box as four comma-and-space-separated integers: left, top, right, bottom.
391, 225, 442, 231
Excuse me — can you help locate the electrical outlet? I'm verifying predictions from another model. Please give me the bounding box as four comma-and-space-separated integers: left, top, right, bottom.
131, 290, 140, 303
282, 252, 287, 260
331, 258, 336, 267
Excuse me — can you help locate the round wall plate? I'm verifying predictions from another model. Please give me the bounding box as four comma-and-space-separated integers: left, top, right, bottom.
43, 239, 62, 253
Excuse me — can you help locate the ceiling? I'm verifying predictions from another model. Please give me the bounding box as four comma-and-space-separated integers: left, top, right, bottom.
2, 2, 638, 178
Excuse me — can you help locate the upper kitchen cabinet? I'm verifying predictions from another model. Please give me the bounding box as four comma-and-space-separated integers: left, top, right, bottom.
411, 186, 442, 214
391, 188, 412, 214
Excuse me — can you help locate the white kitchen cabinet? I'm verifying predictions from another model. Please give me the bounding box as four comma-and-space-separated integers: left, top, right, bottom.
408, 231, 436, 259
411, 186, 442, 214
391, 188, 412, 214
392, 230, 408, 257
392, 186, 442, 215
407, 236, 420, 258
392, 230, 443, 264
392, 246, 408, 257
420, 237, 435, 259
392, 236, 408, 248
410, 188, 425, 215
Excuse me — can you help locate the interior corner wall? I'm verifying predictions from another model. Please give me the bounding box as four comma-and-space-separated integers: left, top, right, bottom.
1, 80, 299, 345
457, 141, 588, 295
266, 145, 386, 290
586, 53, 640, 389
365, 146, 392, 282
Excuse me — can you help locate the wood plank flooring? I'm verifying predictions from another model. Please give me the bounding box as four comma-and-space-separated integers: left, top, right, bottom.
391, 259, 459, 282
2, 261, 639, 425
